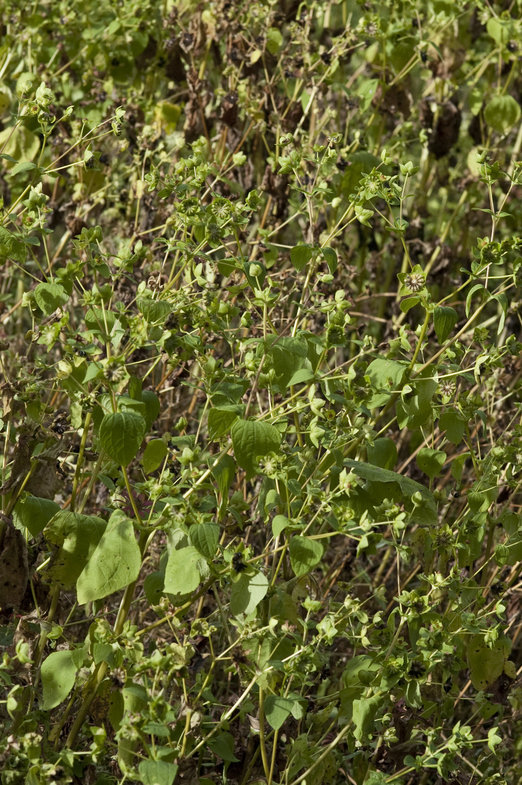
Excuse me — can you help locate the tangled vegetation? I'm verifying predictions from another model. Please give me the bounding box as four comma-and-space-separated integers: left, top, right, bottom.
0, 1, 521, 783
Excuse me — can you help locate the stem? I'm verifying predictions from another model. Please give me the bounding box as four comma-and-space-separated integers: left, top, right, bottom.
258, 688, 271, 780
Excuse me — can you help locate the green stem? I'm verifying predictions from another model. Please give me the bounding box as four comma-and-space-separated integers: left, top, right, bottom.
258, 687, 271, 781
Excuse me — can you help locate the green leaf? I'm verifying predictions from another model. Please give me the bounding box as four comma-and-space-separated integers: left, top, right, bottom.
357, 78, 379, 112
486, 18, 510, 45
208, 405, 241, 440
487, 726, 502, 754
289, 536, 324, 577
13, 495, 60, 537
190, 523, 219, 559
207, 731, 239, 762
439, 410, 466, 445
341, 151, 380, 196
465, 283, 488, 318
34, 283, 69, 315
484, 95, 520, 134
85, 307, 118, 337
44, 511, 107, 588
416, 448, 446, 480
99, 411, 146, 466
467, 635, 511, 690
321, 246, 338, 273
353, 694, 382, 742
290, 244, 314, 272
365, 359, 408, 407
212, 454, 236, 515
342, 655, 379, 687
364, 770, 391, 785
41, 648, 85, 710
141, 439, 168, 474
268, 335, 310, 389
0, 226, 26, 262
287, 368, 314, 386
264, 695, 296, 730
498, 530, 522, 566
230, 569, 268, 615
231, 419, 281, 476
76, 510, 141, 604
344, 459, 437, 524
266, 28, 283, 55
272, 514, 291, 537
141, 390, 161, 429
138, 760, 178, 785
400, 295, 420, 314
136, 297, 172, 324
164, 545, 201, 596
434, 306, 457, 344
9, 160, 41, 177
366, 438, 397, 470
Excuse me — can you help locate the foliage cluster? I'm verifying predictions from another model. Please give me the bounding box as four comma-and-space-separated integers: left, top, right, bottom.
0, 1, 521, 784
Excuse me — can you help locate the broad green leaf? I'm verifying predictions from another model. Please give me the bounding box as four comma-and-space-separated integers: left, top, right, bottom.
397, 373, 437, 429
141, 439, 168, 474
439, 410, 466, 445
207, 732, 239, 762
14, 495, 60, 537
366, 438, 397, 470
400, 295, 420, 314
208, 405, 240, 440
342, 655, 379, 687
321, 246, 337, 273
364, 770, 392, 784
118, 395, 146, 419
155, 100, 182, 132
141, 390, 161, 429
212, 454, 236, 515
268, 335, 310, 389
487, 727, 502, 754
290, 244, 314, 272
230, 569, 268, 616
76, 510, 141, 604
0, 125, 39, 168
357, 78, 379, 111
344, 459, 437, 524
44, 511, 107, 588
465, 283, 487, 318
466, 635, 511, 690
136, 297, 172, 324
434, 306, 457, 344
484, 95, 520, 134
264, 695, 296, 730
164, 545, 201, 596
231, 419, 281, 476
496, 530, 522, 566
353, 694, 382, 742
287, 368, 314, 386
486, 18, 510, 44
416, 448, 446, 480
341, 151, 380, 196
138, 760, 178, 785
266, 28, 283, 55
9, 160, 41, 177
99, 411, 146, 466
34, 283, 69, 315
85, 307, 117, 337
365, 359, 408, 407
40, 647, 85, 710
289, 536, 323, 577
272, 514, 291, 537
190, 523, 219, 560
